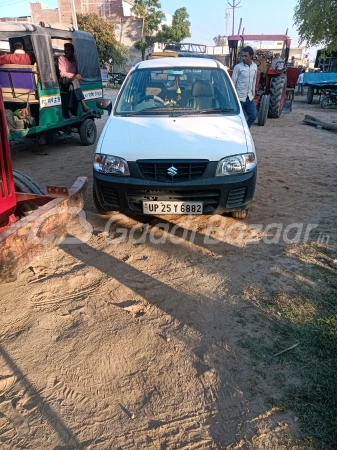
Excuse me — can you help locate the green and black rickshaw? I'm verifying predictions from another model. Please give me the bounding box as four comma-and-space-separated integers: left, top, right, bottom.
0, 22, 110, 145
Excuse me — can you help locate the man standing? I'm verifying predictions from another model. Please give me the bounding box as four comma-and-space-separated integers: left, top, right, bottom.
58, 43, 90, 118
297, 69, 305, 96
0, 42, 34, 66
232, 46, 257, 128
288, 56, 295, 67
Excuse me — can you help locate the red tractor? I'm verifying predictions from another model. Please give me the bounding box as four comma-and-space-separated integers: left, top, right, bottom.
227, 34, 302, 126
0, 90, 87, 282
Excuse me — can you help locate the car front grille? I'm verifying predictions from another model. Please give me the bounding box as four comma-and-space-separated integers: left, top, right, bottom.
226, 187, 247, 208
137, 161, 208, 183
100, 186, 121, 208
127, 189, 220, 213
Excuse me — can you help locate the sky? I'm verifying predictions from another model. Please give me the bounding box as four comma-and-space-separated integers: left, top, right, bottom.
0, 0, 304, 49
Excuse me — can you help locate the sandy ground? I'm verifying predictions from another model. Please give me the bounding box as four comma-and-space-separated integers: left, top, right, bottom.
1, 94, 337, 449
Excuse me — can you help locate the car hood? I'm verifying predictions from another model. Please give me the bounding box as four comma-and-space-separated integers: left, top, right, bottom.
97, 114, 250, 161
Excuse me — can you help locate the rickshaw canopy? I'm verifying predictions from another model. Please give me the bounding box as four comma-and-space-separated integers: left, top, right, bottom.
0, 22, 101, 89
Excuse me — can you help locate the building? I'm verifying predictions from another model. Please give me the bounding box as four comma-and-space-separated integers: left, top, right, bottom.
29, 0, 137, 27
0, 16, 31, 23
0, 0, 173, 69
19, 1, 144, 68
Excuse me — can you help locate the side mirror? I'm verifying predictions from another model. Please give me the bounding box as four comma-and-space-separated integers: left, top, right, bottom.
96, 99, 112, 111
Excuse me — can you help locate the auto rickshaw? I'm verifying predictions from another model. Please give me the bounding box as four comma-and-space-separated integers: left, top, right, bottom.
0, 22, 108, 146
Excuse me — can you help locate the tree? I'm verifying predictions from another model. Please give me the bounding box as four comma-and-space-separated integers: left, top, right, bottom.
77, 13, 127, 66
132, 0, 164, 60
158, 7, 191, 43
213, 35, 227, 47
294, 0, 337, 51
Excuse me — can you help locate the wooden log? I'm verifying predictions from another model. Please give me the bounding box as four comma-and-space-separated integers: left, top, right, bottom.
304, 114, 322, 123
303, 118, 337, 131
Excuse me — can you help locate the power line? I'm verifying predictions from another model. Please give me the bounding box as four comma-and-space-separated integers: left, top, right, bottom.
227, 0, 241, 35
70, 0, 78, 30
0, 0, 27, 8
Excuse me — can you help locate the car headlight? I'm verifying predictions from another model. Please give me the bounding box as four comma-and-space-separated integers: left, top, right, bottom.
94, 154, 130, 176
216, 153, 256, 176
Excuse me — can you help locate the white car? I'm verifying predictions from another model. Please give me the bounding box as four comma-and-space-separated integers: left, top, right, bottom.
93, 58, 256, 219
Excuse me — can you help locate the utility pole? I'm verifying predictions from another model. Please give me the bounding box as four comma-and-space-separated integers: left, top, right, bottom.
227, 0, 241, 35
70, 0, 78, 30
225, 8, 230, 36
237, 17, 242, 35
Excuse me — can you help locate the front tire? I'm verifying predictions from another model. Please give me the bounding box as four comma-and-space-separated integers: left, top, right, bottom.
79, 118, 97, 146
268, 74, 287, 118
258, 94, 270, 126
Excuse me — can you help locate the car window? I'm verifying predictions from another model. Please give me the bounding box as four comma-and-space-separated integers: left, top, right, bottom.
115, 67, 239, 115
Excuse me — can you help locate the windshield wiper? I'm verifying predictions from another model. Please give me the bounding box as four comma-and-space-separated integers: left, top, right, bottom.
122, 106, 234, 117
123, 106, 199, 117
173, 107, 235, 117
197, 107, 235, 114
122, 106, 197, 117
124, 106, 169, 116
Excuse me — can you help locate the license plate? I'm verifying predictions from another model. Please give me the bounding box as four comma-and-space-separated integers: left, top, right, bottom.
143, 201, 203, 215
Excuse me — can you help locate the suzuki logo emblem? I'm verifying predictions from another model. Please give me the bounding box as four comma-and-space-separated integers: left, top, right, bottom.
167, 165, 178, 176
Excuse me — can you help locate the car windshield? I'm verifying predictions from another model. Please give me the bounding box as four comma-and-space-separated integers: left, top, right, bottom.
115, 67, 239, 116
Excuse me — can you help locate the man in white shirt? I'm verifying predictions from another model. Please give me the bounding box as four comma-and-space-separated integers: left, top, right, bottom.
232, 46, 257, 128
297, 69, 305, 95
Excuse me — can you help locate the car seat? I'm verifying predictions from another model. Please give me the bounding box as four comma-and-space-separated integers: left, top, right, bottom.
188, 80, 218, 110
144, 82, 167, 100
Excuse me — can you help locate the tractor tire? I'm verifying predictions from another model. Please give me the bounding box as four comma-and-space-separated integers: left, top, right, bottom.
268, 74, 287, 118
258, 94, 270, 126
13, 170, 45, 216
79, 118, 97, 146
13, 170, 45, 196
307, 85, 314, 104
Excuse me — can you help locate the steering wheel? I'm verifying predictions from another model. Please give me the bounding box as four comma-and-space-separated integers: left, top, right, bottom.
137, 95, 165, 105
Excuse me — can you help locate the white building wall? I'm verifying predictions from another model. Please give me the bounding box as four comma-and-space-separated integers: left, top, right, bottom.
122, 0, 134, 17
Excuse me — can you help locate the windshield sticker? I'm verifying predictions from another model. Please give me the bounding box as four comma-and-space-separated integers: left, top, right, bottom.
167, 70, 184, 75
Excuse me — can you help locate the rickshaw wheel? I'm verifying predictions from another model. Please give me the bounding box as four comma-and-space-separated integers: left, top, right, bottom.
79, 118, 97, 146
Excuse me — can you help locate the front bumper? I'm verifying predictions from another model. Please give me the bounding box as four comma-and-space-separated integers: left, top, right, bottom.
93, 165, 257, 215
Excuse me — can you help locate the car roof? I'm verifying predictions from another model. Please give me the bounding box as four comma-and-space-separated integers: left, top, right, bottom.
135, 57, 220, 70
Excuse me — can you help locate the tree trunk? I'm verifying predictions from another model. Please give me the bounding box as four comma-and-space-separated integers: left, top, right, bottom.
303, 115, 337, 131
